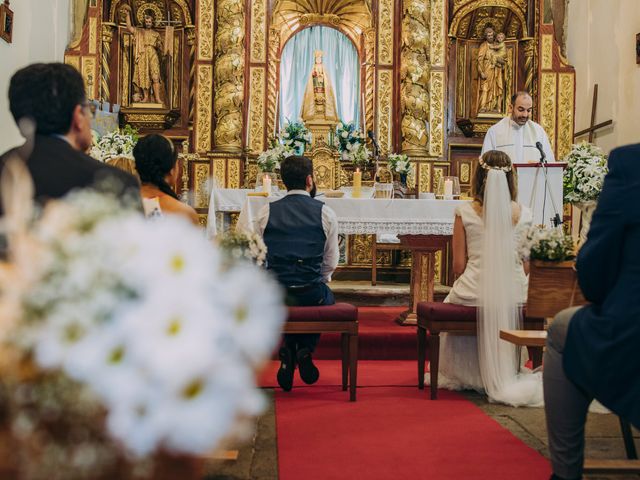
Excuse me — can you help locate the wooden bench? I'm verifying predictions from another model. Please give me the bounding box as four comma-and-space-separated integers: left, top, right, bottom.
416, 302, 543, 399
284, 303, 359, 401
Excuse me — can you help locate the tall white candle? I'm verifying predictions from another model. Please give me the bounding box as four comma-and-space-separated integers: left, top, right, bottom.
262, 174, 272, 195
444, 179, 453, 198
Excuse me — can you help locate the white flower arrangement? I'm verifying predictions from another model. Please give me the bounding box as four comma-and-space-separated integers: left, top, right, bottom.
256, 143, 293, 172
348, 144, 371, 169
218, 230, 268, 267
334, 122, 364, 154
563, 141, 608, 204
516, 224, 575, 262
0, 189, 286, 466
387, 153, 412, 175
90, 125, 139, 162
280, 119, 312, 151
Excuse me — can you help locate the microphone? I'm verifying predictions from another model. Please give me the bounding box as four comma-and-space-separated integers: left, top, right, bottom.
535, 141, 546, 164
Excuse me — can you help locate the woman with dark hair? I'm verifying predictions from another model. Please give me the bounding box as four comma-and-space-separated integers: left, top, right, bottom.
431, 150, 542, 406
134, 134, 198, 225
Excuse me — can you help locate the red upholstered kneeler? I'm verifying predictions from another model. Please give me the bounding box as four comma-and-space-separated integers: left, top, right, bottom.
285, 303, 359, 401
416, 302, 543, 399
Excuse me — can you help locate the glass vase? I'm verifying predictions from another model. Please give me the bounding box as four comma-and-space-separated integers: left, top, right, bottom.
256, 171, 279, 193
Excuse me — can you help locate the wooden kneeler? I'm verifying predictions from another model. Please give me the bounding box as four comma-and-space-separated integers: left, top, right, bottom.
284, 303, 359, 401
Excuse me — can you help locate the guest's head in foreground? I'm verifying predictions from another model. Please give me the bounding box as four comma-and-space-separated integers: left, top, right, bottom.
510, 91, 533, 126
8, 62, 93, 152
280, 155, 317, 197
473, 150, 517, 204
134, 134, 179, 199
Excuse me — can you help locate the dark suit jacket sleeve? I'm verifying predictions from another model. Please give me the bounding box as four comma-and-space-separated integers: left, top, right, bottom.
576, 146, 630, 304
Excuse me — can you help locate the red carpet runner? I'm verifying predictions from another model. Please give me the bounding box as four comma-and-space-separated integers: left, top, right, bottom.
271, 361, 551, 479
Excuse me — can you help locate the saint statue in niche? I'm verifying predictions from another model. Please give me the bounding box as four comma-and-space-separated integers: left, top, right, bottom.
125, 10, 164, 105
301, 50, 339, 122
476, 26, 507, 114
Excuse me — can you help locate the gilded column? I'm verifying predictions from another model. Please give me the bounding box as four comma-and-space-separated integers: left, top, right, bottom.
213, 0, 245, 153
186, 26, 196, 128
100, 23, 115, 102
364, 27, 376, 135
428, 0, 446, 158
400, 0, 430, 155
523, 39, 536, 98
266, 27, 281, 139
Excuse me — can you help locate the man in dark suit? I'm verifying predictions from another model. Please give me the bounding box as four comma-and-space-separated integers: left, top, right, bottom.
0, 63, 139, 216
254, 156, 339, 391
544, 143, 640, 480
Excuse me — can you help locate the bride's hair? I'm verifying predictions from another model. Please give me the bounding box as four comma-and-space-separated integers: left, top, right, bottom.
473, 150, 517, 204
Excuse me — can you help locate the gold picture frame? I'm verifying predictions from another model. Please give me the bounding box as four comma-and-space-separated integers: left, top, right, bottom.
0, 2, 13, 44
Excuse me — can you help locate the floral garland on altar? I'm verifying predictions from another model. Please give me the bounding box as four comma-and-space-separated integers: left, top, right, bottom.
90, 125, 139, 162
562, 141, 608, 204
0, 164, 286, 477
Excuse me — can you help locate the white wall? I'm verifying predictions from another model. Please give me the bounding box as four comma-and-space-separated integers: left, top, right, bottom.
567, 0, 640, 153
0, 0, 70, 152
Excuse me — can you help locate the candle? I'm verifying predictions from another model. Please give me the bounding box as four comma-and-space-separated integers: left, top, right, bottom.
273, 90, 280, 136
444, 178, 453, 198
262, 174, 272, 195
352, 168, 362, 198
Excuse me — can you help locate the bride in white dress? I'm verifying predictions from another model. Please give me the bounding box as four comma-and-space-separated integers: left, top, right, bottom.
434, 150, 543, 407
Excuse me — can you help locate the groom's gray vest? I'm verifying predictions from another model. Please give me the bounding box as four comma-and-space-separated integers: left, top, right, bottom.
264, 194, 326, 288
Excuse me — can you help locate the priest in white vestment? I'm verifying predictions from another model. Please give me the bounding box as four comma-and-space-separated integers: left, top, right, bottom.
481, 91, 555, 164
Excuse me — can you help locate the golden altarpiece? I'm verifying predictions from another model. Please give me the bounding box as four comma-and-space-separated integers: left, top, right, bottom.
65, 0, 575, 282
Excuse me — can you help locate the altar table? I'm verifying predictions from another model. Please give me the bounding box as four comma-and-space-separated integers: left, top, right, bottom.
209, 189, 465, 325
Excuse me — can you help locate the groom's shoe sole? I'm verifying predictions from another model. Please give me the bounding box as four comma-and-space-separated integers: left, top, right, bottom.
277, 346, 295, 391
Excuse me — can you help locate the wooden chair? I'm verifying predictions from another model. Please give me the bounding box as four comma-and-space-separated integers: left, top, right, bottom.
416, 302, 543, 399
283, 303, 359, 401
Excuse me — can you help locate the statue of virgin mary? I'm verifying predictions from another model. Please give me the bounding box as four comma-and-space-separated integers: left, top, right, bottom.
301, 50, 339, 122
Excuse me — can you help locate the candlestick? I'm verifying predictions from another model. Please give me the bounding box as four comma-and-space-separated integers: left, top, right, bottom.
262, 174, 272, 195
273, 90, 280, 136
444, 178, 453, 198
352, 168, 362, 198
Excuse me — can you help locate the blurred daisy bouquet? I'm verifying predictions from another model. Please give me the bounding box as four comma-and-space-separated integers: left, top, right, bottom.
0, 162, 285, 479
217, 230, 267, 267
90, 125, 139, 162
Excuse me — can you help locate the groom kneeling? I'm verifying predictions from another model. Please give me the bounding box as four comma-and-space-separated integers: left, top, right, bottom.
255, 155, 339, 391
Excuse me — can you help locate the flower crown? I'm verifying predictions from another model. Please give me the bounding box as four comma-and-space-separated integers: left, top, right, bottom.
478, 156, 512, 172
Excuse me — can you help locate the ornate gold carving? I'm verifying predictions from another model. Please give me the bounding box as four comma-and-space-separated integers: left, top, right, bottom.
364, 27, 375, 135
540, 73, 557, 152
419, 161, 431, 193
198, 214, 208, 228
244, 161, 259, 188
378, 0, 394, 65
172, 34, 180, 108
456, 45, 466, 116
433, 166, 444, 195
430, 0, 445, 67
120, 110, 180, 130
65, 55, 81, 72
523, 39, 536, 98
196, 65, 213, 153
213, 0, 245, 152
179, 140, 198, 201
194, 163, 211, 209
376, 70, 393, 156
460, 163, 470, 183
251, 0, 266, 63
213, 158, 226, 188
198, 0, 214, 60
186, 27, 196, 126
171, 0, 193, 24
300, 13, 340, 26
100, 24, 115, 102
272, 0, 372, 48
400, 0, 430, 155
81, 56, 97, 99
89, 17, 97, 55
450, 1, 528, 38
266, 27, 280, 139
542, 34, 553, 70
311, 147, 338, 190
248, 67, 266, 153
350, 235, 374, 266
228, 158, 241, 188
557, 73, 575, 161
121, 32, 131, 107
434, 250, 443, 283
429, 71, 445, 157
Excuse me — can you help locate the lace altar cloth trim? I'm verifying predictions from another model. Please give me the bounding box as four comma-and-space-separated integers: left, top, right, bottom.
337, 218, 453, 235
